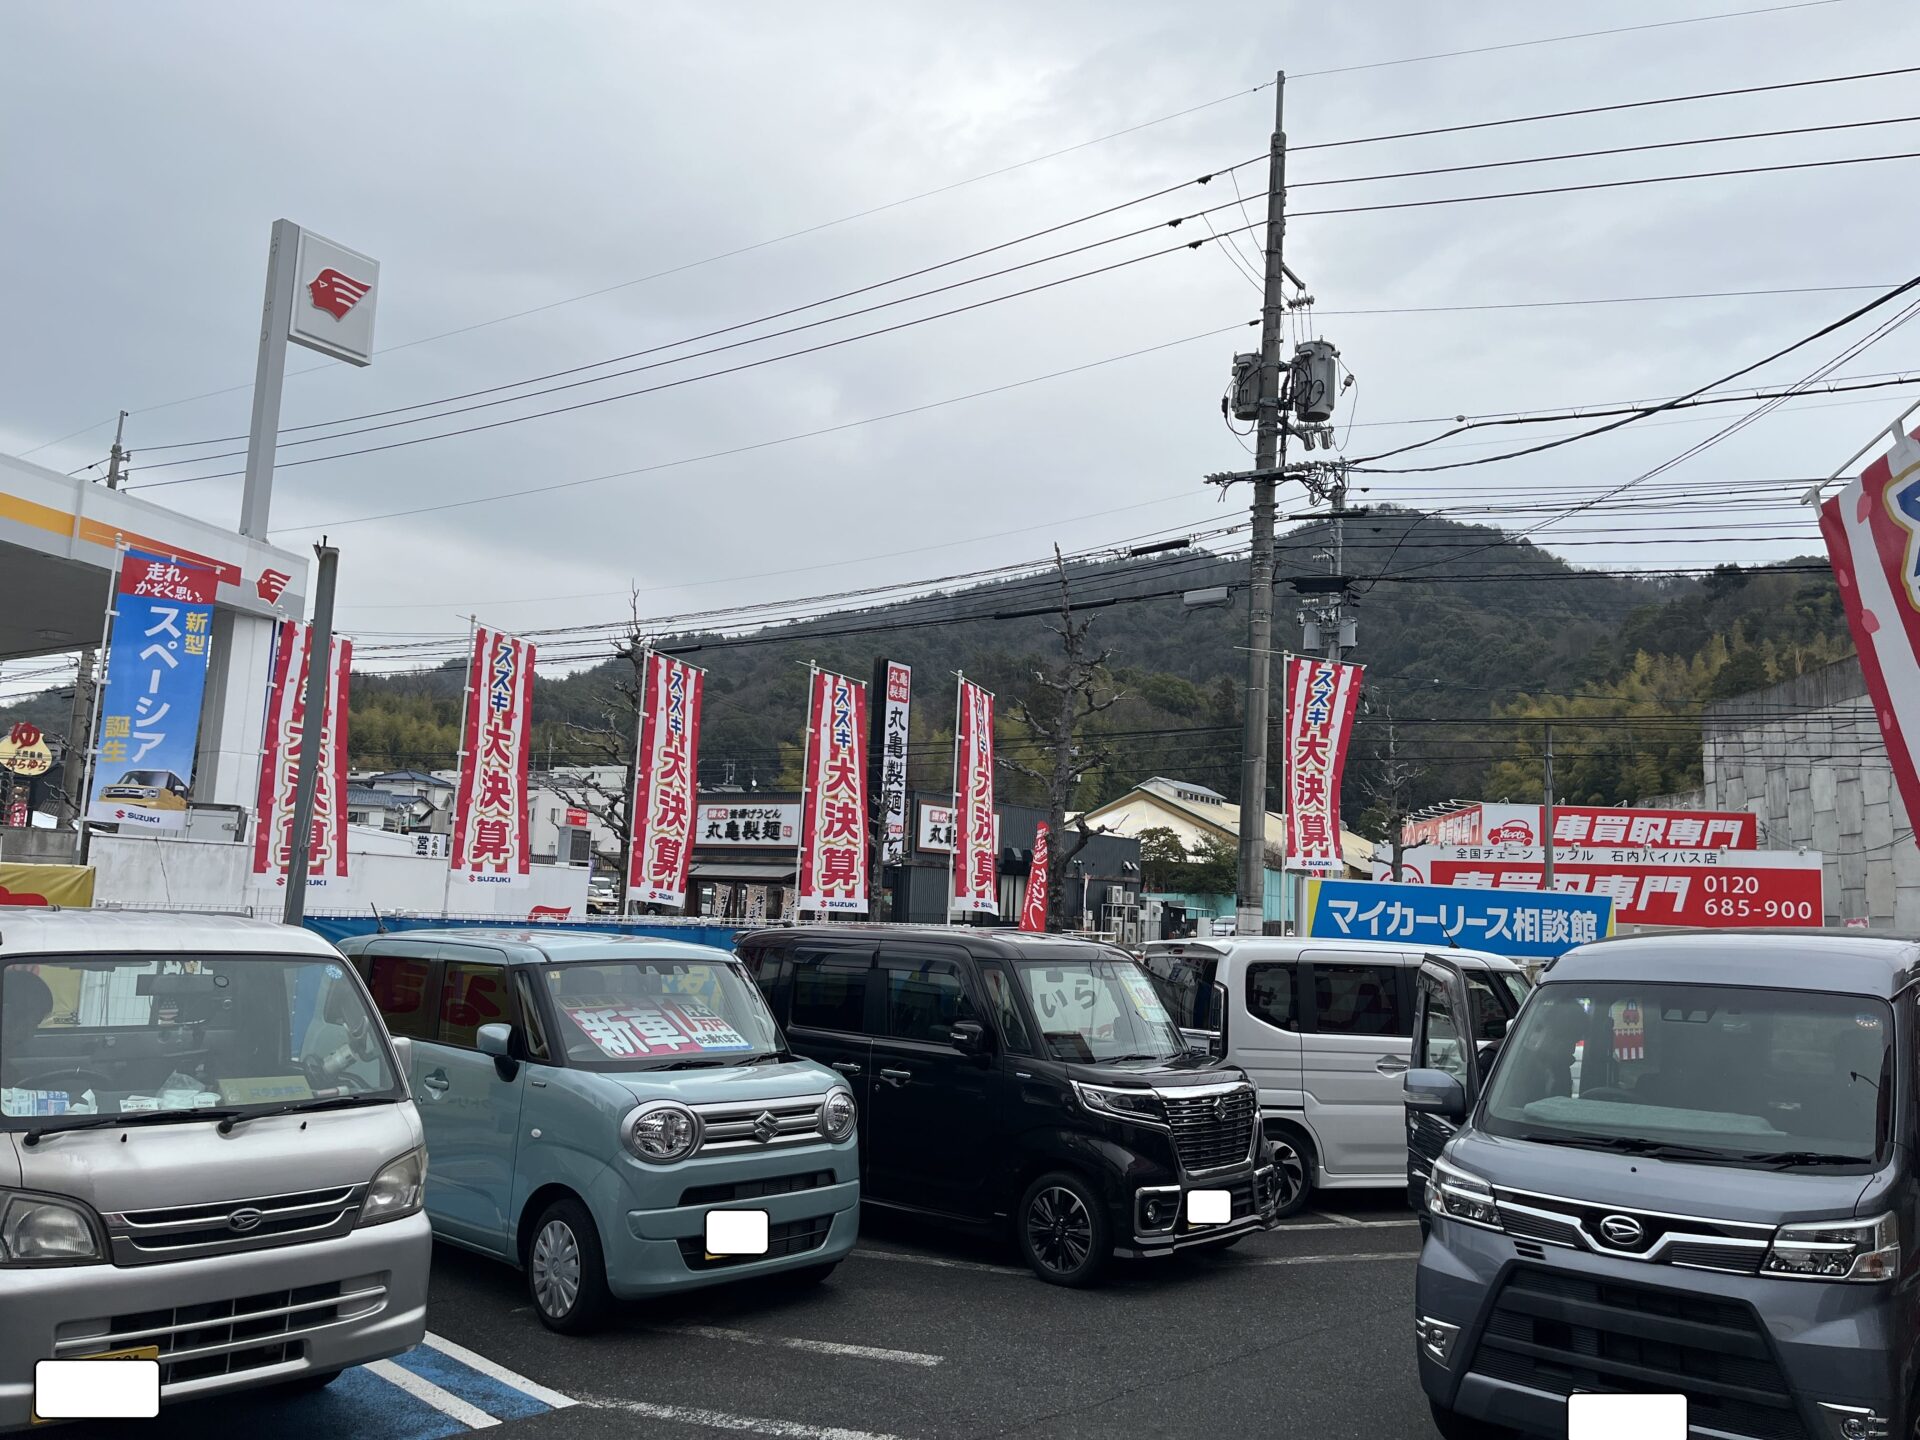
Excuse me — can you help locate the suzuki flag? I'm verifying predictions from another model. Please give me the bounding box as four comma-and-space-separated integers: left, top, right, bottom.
252, 622, 351, 879
951, 677, 998, 915
1282, 656, 1362, 872
627, 652, 704, 909
87, 550, 219, 830
1820, 422, 1920, 835
450, 627, 536, 880
875, 660, 912, 865
1019, 823, 1051, 931
797, 668, 870, 913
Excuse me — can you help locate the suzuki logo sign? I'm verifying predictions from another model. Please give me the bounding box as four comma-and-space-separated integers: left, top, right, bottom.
307, 268, 372, 321
286, 225, 379, 368
256, 569, 290, 604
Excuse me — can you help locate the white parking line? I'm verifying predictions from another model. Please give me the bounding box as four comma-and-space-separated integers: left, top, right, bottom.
1304, 1209, 1364, 1227
851, 1246, 1024, 1275
1244, 1250, 1415, 1266
652, 1323, 944, 1368
583, 1396, 913, 1440
366, 1359, 500, 1429
421, 1331, 579, 1407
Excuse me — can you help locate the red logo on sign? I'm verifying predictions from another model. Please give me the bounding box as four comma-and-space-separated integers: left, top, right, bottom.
9, 723, 41, 747
256, 569, 290, 604
528, 905, 571, 921
308, 268, 371, 321
565, 808, 589, 828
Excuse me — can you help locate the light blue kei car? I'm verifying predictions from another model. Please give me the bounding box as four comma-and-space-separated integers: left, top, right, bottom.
337, 929, 859, 1332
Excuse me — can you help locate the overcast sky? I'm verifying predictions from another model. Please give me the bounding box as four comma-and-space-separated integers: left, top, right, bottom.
5, 0, 1918, 689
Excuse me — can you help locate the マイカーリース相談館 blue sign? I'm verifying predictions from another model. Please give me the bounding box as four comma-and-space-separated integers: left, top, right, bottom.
1303, 877, 1614, 959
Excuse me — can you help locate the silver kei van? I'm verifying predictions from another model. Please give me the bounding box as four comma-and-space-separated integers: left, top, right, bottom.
1142, 936, 1531, 1217
0, 912, 430, 1430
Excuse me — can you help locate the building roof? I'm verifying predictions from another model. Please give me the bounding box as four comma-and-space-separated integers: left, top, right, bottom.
1076, 777, 1375, 871
0, 911, 338, 958
345, 785, 414, 810
370, 770, 454, 788
1549, 930, 1920, 997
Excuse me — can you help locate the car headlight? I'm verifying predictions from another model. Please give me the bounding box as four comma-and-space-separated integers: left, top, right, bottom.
0, 1191, 104, 1264
1427, 1158, 1502, 1232
622, 1101, 703, 1163
819, 1087, 857, 1143
1763, 1213, 1898, 1282
358, 1148, 427, 1226
1072, 1082, 1168, 1127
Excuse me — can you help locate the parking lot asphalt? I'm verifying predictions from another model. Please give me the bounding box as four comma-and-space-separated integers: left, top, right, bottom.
57, 1192, 1430, 1440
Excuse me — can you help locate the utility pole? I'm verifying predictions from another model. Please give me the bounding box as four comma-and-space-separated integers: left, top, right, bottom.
104, 410, 128, 490
282, 542, 340, 927
60, 411, 131, 831
1543, 722, 1556, 887
1233, 71, 1288, 940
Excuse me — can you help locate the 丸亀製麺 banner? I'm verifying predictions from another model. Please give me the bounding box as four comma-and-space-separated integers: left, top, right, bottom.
1019, 822, 1050, 931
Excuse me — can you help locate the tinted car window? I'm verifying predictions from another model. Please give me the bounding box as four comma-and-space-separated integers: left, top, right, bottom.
1246, 962, 1296, 1030
979, 963, 1033, 1053
880, 959, 976, 1043
365, 952, 436, 1039
1312, 964, 1407, 1037
1143, 951, 1221, 1029
792, 954, 868, 1033
439, 960, 512, 1048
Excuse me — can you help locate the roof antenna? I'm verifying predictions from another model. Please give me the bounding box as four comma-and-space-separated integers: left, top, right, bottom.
370, 903, 388, 935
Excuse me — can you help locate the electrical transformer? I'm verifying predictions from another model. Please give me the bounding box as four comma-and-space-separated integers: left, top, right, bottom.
1290, 340, 1341, 423
1229, 352, 1260, 421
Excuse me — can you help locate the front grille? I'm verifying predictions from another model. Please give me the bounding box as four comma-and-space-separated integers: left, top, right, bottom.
680, 1171, 834, 1206
1467, 1269, 1806, 1440
107, 1186, 364, 1265
1163, 1087, 1257, 1175
692, 1094, 827, 1153
1500, 1207, 1582, 1249
676, 1216, 830, 1270
55, 1276, 387, 1387
1665, 1240, 1765, 1275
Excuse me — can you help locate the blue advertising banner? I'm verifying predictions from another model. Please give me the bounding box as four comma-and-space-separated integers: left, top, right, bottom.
1303, 877, 1614, 960
85, 551, 218, 831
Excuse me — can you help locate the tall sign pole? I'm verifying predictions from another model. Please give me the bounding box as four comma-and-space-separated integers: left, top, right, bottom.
1235, 73, 1288, 938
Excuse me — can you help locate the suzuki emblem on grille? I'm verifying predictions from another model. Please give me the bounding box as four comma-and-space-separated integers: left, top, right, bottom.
1212, 1096, 1229, 1121
1597, 1214, 1645, 1247
752, 1111, 779, 1143
227, 1207, 265, 1233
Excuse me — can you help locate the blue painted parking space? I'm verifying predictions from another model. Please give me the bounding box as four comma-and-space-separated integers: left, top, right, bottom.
62, 1334, 574, 1438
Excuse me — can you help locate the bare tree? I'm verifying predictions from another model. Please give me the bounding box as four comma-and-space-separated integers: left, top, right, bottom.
1001, 549, 1122, 931
545, 594, 648, 908
1355, 694, 1420, 880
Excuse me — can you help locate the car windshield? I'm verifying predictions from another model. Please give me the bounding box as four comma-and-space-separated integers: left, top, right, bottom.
1481, 981, 1894, 1169
112, 771, 172, 788
541, 957, 782, 1069
1, 953, 400, 1131
1016, 956, 1187, 1063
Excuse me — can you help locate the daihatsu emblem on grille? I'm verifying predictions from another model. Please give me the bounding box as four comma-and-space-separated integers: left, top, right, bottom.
1597, 1214, 1645, 1247
752, 1111, 779, 1143
227, 1207, 265, 1233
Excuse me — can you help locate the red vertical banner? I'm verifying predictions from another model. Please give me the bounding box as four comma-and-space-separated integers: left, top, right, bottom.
1019, 822, 1051, 932
951, 677, 998, 915
627, 652, 704, 909
797, 668, 870, 913
449, 627, 536, 879
251, 622, 352, 879
1282, 656, 1363, 874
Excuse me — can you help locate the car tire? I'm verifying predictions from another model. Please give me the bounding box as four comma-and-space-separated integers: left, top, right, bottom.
1427, 1398, 1508, 1439
1017, 1171, 1111, 1288
1264, 1126, 1315, 1219
527, 1197, 615, 1334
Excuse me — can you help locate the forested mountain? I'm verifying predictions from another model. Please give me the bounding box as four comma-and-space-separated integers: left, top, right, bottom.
2, 511, 1851, 834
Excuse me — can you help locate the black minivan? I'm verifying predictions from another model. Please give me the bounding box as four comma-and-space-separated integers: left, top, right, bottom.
736, 925, 1280, 1285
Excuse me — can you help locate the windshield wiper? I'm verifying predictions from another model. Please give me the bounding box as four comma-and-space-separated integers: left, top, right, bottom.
732, 1052, 790, 1066
216, 1094, 388, 1135
1517, 1131, 1732, 1162
1737, 1149, 1871, 1170
654, 1058, 726, 1070
23, 1107, 246, 1146
1103, 1052, 1176, 1064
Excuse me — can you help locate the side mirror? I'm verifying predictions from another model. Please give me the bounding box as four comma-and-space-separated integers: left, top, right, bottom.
1405, 1068, 1468, 1121
950, 1020, 989, 1056
476, 1023, 513, 1058
388, 1035, 413, 1091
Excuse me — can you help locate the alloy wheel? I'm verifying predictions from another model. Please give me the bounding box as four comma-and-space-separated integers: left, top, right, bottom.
531, 1219, 582, 1319
1026, 1185, 1094, 1275
1271, 1139, 1307, 1209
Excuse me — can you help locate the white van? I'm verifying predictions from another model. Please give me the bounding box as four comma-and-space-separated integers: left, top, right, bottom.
1140, 937, 1530, 1216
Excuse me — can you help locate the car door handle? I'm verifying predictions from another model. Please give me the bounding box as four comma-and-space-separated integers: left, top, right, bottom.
1375, 1057, 1409, 1076
831, 1061, 863, 1076
421, 1070, 451, 1093
878, 1068, 911, 1087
